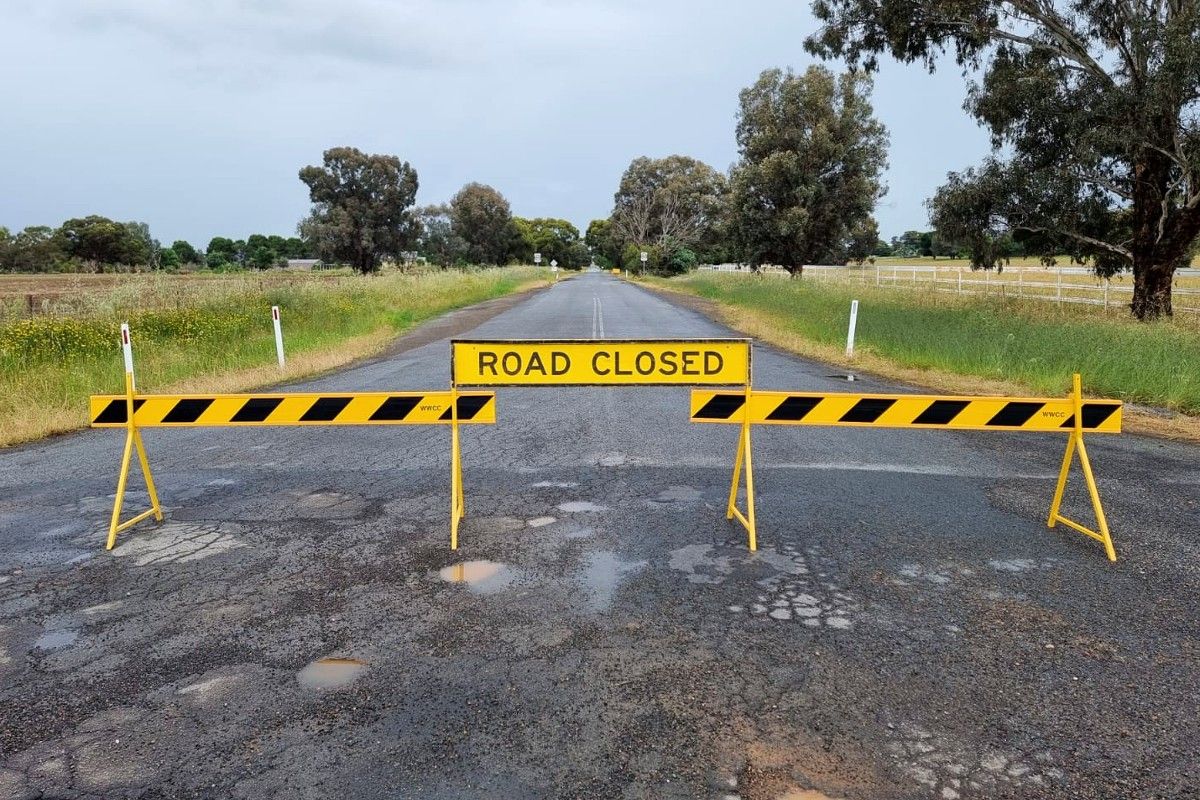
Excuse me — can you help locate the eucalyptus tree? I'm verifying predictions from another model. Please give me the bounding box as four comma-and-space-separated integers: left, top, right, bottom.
806, 0, 1200, 318
298, 147, 419, 274
728, 66, 888, 273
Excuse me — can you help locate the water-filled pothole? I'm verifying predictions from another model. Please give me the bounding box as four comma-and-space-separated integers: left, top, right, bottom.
297, 657, 367, 689
34, 629, 78, 651
438, 560, 516, 594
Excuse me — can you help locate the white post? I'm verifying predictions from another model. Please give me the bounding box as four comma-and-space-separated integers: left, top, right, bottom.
846, 300, 860, 357
957, 270, 962, 294
1018, 271, 1024, 298
120, 323, 135, 389
1057, 270, 1063, 305
272, 306, 286, 368
1104, 279, 1109, 310
875, 264, 880, 286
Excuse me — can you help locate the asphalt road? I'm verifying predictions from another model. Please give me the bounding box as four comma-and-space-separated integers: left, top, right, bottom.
1, 273, 1198, 800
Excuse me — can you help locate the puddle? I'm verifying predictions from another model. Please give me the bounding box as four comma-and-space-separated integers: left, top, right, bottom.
580, 551, 647, 612
297, 657, 367, 689
527, 517, 556, 528
825, 373, 857, 382
558, 501, 608, 513
34, 629, 78, 651
438, 560, 517, 594
778, 789, 845, 800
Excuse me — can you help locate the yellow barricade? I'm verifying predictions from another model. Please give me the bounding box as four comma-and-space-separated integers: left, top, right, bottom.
90, 378, 495, 551
90, 391, 496, 427
690, 376, 1122, 561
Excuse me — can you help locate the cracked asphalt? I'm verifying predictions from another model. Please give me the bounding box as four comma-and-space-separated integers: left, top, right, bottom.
1, 272, 1198, 799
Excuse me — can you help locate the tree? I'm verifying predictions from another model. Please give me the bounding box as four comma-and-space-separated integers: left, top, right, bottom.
728, 67, 889, 274
159, 248, 181, 269
124, 221, 158, 269
53, 216, 148, 271
170, 240, 202, 265
611, 156, 727, 255
2, 226, 60, 272
205, 236, 237, 269
806, 0, 1200, 319
283, 237, 312, 259
298, 147, 419, 274
585, 219, 622, 268
449, 183, 514, 265
846, 218, 882, 264
415, 204, 468, 266
512, 218, 589, 269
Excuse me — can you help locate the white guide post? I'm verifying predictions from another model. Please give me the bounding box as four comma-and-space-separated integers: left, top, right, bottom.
846, 300, 860, 357
120, 323, 135, 388
272, 306, 286, 368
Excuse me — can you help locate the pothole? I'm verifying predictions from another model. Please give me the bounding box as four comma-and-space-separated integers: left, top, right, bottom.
558, 501, 608, 513
438, 560, 517, 594
297, 657, 367, 689
34, 629, 78, 651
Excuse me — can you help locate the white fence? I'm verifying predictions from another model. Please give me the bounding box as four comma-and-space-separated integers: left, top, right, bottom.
697, 263, 1200, 314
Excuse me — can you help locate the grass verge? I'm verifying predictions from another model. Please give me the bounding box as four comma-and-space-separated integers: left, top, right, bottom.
0, 267, 545, 447
647, 272, 1200, 440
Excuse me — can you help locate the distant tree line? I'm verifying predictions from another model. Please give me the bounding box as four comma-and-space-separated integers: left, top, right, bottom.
297, 148, 590, 274
0, 215, 313, 274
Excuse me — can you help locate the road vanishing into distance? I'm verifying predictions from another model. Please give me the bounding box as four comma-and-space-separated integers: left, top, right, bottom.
1, 273, 1198, 799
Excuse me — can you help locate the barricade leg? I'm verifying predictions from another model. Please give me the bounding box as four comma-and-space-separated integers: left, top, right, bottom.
1046, 374, 1117, 562
449, 388, 465, 550
105, 375, 163, 550
724, 388, 758, 551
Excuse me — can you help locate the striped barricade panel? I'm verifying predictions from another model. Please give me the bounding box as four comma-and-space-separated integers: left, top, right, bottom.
689, 390, 1122, 433
89, 391, 497, 427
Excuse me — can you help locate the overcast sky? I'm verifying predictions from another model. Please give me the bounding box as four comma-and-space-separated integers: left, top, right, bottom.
2, 0, 991, 247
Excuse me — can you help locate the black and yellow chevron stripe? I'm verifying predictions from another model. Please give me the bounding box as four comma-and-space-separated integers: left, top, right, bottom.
89, 391, 496, 427
690, 390, 1122, 433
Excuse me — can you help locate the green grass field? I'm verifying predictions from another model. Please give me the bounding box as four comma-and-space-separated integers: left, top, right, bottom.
657, 273, 1200, 415
0, 267, 544, 446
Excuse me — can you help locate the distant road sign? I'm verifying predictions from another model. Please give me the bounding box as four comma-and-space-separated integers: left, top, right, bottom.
453, 339, 750, 386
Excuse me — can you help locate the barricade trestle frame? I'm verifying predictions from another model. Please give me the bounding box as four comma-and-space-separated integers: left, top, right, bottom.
91, 330, 1124, 561
90, 328, 494, 550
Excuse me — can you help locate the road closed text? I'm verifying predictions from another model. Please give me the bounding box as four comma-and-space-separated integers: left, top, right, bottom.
452, 340, 750, 385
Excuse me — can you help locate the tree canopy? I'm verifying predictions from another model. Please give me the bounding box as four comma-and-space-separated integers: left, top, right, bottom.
513, 218, 590, 269
449, 183, 515, 266
298, 147, 419, 274
727, 66, 889, 274
610, 155, 727, 263
806, 0, 1200, 318
53, 216, 150, 271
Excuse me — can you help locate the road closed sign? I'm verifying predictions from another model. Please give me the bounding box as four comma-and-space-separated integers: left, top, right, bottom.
452, 339, 751, 386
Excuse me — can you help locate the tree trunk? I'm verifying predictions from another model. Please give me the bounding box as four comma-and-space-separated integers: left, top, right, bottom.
1130, 262, 1174, 320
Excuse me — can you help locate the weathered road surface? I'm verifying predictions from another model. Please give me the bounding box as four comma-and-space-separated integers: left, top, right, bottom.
1, 273, 1198, 800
